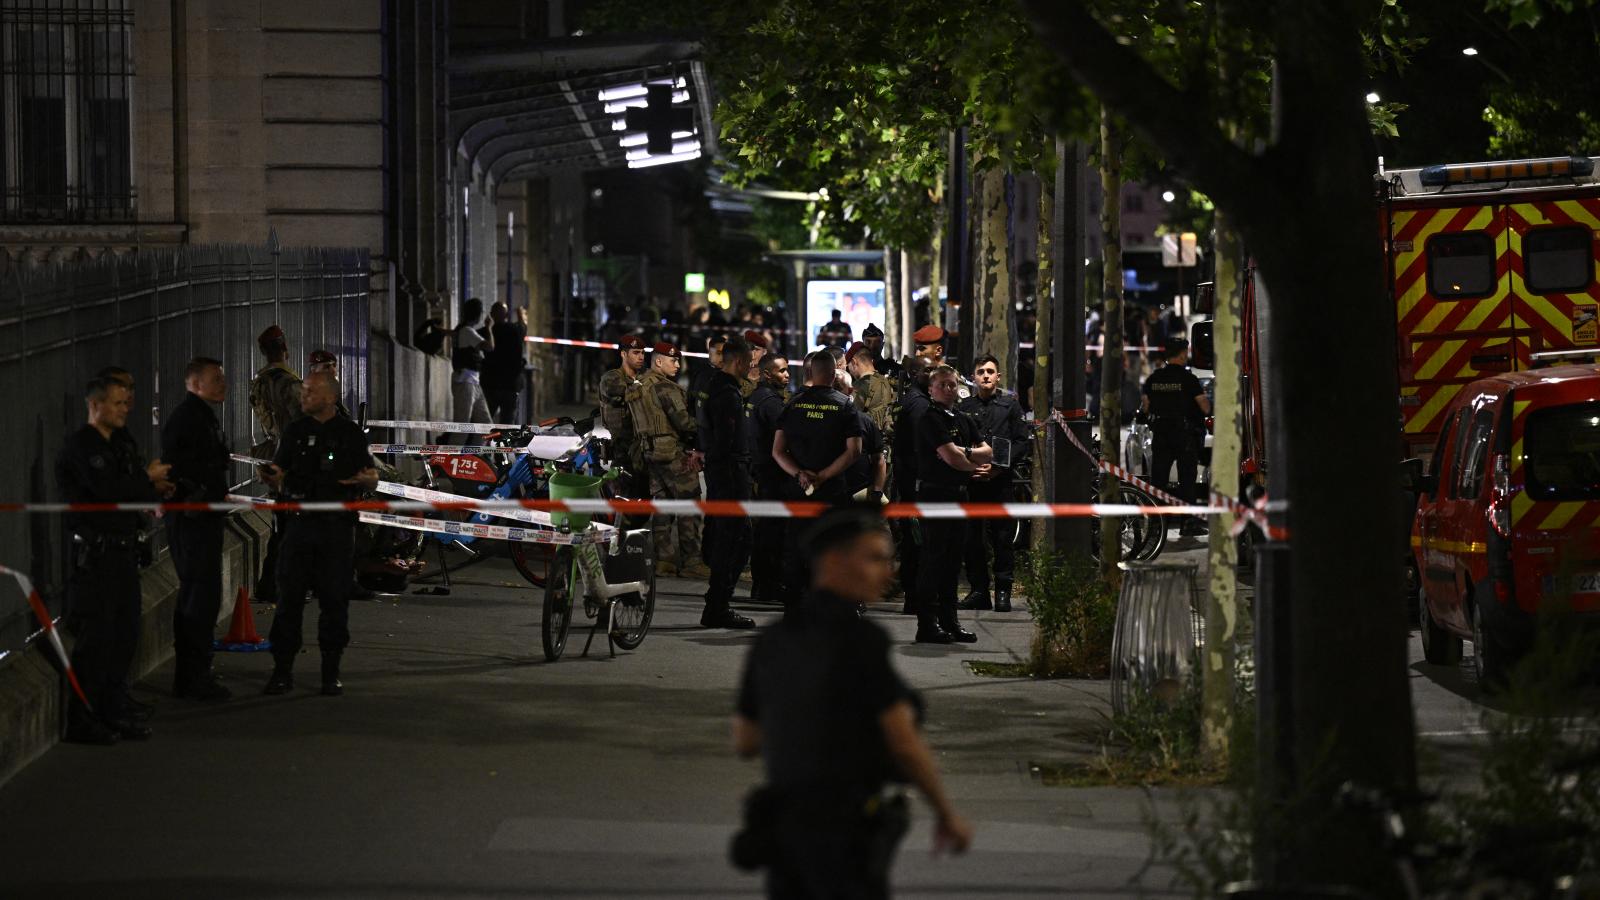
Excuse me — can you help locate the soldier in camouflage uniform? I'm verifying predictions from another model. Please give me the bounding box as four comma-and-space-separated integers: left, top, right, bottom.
739, 329, 769, 399
597, 335, 648, 504
628, 341, 706, 577
249, 325, 303, 605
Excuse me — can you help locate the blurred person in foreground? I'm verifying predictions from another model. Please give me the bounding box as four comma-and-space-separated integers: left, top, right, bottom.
732, 508, 972, 898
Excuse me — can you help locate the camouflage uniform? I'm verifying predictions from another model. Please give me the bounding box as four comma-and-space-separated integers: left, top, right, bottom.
598, 366, 642, 469
629, 369, 702, 572
248, 361, 303, 459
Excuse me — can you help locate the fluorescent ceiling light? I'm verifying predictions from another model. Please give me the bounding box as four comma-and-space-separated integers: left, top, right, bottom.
625, 140, 701, 161
628, 149, 703, 169
603, 90, 691, 115
596, 77, 687, 102
619, 130, 695, 148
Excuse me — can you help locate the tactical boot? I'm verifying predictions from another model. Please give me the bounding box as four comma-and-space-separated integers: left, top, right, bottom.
263, 663, 294, 695
957, 590, 991, 611
320, 652, 344, 696
993, 582, 1013, 613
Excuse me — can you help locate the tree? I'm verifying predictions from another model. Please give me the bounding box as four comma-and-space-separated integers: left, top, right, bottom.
1021, 0, 1416, 890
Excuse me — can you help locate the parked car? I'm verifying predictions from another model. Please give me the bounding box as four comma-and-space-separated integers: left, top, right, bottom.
1408, 365, 1600, 684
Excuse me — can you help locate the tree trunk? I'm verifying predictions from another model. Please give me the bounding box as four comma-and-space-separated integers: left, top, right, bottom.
1096, 109, 1125, 581
1202, 212, 1243, 767
1033, 182, 1056, 553
971, 166, 1015, 374
884, 247, 900, 353
899, 249, 914, 361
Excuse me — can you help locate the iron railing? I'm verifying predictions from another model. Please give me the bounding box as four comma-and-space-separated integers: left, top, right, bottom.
0, 236, 371, 653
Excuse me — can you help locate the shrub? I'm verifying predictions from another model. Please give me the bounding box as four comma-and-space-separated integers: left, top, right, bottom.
1016, 550, 1118, 677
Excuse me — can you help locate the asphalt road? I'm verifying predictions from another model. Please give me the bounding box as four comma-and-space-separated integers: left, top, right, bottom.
0, 537, 1511, 899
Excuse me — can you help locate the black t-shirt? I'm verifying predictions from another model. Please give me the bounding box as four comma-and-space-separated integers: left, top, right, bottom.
481, 321, 528, 390
914, 403, 980, 487
57, 424, 159, 536
273, 413, 376, 511
736, 590, 915, 792
1142, 363, 1205, 424
746, 382, 788, 483
697, 369, 750, 466
844, 412, 883, 495
776, 385, 862, 473
892, 385, 930, 480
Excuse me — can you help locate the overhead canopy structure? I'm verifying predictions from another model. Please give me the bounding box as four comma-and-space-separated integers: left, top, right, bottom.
450, 35, 716, 183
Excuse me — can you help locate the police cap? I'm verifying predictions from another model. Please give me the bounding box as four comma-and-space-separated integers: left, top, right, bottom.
844, 341, 869, 364
862, 322, 884, 339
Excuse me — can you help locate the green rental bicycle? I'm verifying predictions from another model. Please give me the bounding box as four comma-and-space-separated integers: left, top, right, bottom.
540, 469, 657, 661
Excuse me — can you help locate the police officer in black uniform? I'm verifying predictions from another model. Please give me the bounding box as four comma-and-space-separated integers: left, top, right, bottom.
56, 375, 174, 743
259, 371, 378, 696
746, 354, 790, 604
912, 365, 993, 644
861, 322, 902, 382
891, 355, 932, 615
698, 336, 758, 629
1140, 338, 1211, 536
772, 351, 862, 604
161, 357, 233, 701
958, 355, 1031, 613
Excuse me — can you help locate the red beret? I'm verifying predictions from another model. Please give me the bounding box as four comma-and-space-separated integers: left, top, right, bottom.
652, 341, 680, 358
742, 329, 769, 349
844, 341, 868, 363
912, 324, 946, 345
618, 335, 646, 350
258, 325, 285, 349
308, 349, 337, 366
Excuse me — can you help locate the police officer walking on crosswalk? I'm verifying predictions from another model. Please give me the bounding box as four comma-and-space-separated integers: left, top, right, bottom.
1140, 338, 1211, 536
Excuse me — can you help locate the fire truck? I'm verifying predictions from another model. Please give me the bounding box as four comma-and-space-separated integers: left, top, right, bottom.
1191, 154, 1600, 583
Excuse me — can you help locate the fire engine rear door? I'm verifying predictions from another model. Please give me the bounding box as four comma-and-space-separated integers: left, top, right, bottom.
1502, 195, 1600, 364
1392, 200, 1517, 449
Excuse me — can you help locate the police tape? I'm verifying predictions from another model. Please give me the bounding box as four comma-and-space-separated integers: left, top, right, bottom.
0, 496, 1228, 519
524, 335, 711, 359
1047, 409, 1287, 540
0, 564, 91, 709
230, 453, 271, 467
356, 511, 613, 545
372, 480, 610, 533
368, 443, 530, 456
365, 419, 547, 434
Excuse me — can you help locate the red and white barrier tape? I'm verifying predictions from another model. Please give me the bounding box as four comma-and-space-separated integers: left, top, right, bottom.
366, 419, 550, 434
372, 480, 611, 533
1048, 409, 1287, 540
369, 443, 528, 456
356, 511, 612, 545
0, 565, 91, 709
525, 335, 711, 359
0, 496, 1226, 519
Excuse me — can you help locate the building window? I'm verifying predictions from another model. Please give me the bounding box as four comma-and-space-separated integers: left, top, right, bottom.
0, 0, 133, 223
1523, 226, 1592, 295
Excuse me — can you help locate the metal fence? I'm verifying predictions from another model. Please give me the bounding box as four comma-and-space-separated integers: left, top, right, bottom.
0, 236, 371, 653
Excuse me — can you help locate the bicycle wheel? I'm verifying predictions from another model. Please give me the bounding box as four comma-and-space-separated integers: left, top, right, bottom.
541, 546, 575, 661
510, 542, 551, 589
1122, 485, 1167, 561
610, 539, 657, 651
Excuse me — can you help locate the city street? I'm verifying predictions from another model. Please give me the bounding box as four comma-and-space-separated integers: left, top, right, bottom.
1, 544, 1510, 899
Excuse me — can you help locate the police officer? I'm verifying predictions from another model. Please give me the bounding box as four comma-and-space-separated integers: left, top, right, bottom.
258, 371, 378, 696
891, 355, 932, 615
746, 354, 791, 604
689, 333, 727, 419
733, 510, 972, 897
697, 336, 758, 629
161, 357, 232, 701
958, 355, 1030, 613
248, 326, 302, 607
772, 352, 862, 605
1140, 338, 1211, 536
598, 335, 648, 506
861, 322, 902, 381
912, 365, 993, 644
56, 376, 174, 743
630, 341, 707, 578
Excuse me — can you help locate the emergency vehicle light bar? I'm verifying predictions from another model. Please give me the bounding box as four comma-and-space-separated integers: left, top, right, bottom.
1420, 156, 1593, 187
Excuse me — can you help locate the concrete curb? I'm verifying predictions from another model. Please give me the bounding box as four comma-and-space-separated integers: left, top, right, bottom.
0, 510, 271, 786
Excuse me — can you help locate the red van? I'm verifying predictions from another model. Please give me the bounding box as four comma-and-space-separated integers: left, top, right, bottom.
1410, 365, 1600, 684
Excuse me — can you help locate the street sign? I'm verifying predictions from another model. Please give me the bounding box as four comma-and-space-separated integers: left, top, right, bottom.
684, 272, 705, 292
1161, 232, 1199, 267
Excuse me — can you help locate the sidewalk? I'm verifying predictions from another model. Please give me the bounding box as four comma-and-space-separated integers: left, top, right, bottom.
0, 553, 1198, 898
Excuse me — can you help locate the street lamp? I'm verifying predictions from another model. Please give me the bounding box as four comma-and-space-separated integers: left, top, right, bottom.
1161, 190, 1176, 203
1365, 91, 1381, 104
1462, 46, 1479, 56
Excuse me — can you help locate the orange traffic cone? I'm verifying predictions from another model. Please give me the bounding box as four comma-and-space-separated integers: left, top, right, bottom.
218, 585, 270, 650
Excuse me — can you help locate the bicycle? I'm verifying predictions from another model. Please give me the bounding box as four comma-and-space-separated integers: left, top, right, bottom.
1089, 472, 1168, 563
540, 467, 657, 662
